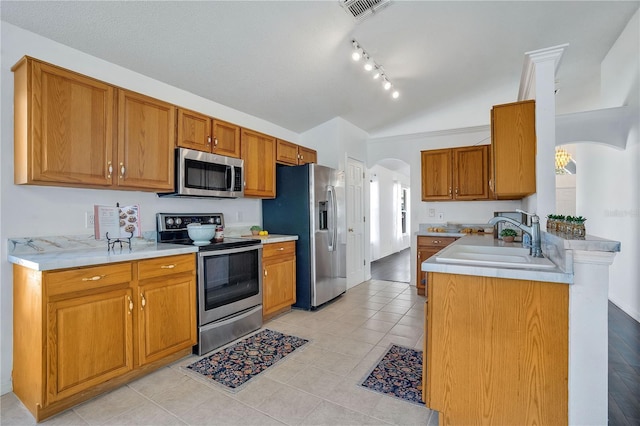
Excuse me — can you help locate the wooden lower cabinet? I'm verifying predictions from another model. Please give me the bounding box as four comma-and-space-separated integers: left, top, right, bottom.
262, 241, 296, 319
136, 255, 197, 366
416, 236, 457, 295
425, 272, 568, 425
47, 287, 134, 404
12, 254, 196, 422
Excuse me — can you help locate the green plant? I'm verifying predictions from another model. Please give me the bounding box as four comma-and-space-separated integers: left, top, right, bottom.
500, 228, 518, 237
250, 225, 262, 231
574, 216, 587, 223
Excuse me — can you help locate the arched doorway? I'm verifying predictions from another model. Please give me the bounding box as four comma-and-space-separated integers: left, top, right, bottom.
369, 158, 411, 263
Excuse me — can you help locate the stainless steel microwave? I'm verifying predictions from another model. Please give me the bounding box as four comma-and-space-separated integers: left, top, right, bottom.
158, 148, 244, 198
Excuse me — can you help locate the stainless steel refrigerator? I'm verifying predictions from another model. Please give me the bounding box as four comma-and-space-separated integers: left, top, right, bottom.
262, 164, 347, 309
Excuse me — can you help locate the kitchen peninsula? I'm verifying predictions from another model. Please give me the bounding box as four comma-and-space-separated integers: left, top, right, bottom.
421, 233, 620, 425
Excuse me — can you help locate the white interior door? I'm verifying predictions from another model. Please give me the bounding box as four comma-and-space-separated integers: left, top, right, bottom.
346, 158, 366, 288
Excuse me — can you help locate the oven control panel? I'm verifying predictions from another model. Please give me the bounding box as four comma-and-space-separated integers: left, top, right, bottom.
157, 213, 224, 231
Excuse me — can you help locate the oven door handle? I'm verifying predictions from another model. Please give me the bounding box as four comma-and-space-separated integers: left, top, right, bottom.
327, 185, 337, 252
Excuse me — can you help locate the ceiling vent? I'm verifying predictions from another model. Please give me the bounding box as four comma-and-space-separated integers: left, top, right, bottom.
341, 0, 391, 21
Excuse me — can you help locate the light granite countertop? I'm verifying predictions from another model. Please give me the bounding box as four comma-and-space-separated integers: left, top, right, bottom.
422, 234, 573, 283
7, 234, 198, 271
239, 234, 298, 244
421, 232, 620, 284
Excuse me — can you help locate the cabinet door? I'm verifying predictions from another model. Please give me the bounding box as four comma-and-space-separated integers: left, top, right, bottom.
416, 236, 458, 295
453, 145, 489, 200
46, 288, 133, 403
241, 129, 276, 198
276, 139, 299, 165
117, 90, 175, 191
416, 245, 434, 296
137, 273, 196, 366
177, 108, 212, 152
491, 100, 536, 199
15, 58, 115, 187
421, 149, 452, 201
263, 257, 296, 316
298, 146, 317, 165
212, 120, 241, 158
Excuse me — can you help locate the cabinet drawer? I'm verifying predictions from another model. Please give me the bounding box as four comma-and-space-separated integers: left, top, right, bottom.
47, 263, 132, 296
263, 241, 295, 259
418, 236, 457, 248
137, 254, 195, 281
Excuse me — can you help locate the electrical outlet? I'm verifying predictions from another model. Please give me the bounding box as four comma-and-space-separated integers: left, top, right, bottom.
428, 208, 435, 217
85, 212, 95, 229
437, 212, 444, 221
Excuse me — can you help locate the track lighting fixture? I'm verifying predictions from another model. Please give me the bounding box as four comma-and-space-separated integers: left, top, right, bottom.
350, 39, 399, 100
351, 41, 363, 61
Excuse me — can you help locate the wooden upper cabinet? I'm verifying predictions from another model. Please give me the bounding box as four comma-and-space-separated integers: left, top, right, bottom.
298, 146, 317, 165
241, 129, 276, 198
421, 145, 489, 201
276, 139, 299, 165
12, 57, 175, 192
421, 149, 453, 200
177, 108, 241, 158
117, 90, 175, 191
12, 57, 115, 187
453, 145, 489, 200
490, 100, 536, 199
276, 139, 317, 165
176, 108, 211, 152
212, 119, 241, 158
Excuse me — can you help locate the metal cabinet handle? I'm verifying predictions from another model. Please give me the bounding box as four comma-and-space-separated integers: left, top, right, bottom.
214, 137, 218, 146
417, 251, 421, 258
107, 161, 113, 178
207, 136, 212, 145
160, 264, 176, 269
455, 188, 458, 195
433, 240, 441, 244
119, 162, 125, 178
140, 293, 146, 308
264, 269, 268, 277
448, 187, 452, 195
277, 247, 284, 251
82, 275, 105, 282
128, 296, 133, 314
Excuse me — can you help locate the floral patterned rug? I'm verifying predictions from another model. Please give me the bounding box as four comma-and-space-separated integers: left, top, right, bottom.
186, 329, 308, 391
360, 344, 424, 405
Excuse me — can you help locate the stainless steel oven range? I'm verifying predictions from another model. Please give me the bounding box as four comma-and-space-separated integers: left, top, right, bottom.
157, 213, 262, 355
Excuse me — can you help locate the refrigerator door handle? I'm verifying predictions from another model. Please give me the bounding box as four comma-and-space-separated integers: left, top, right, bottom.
327, 185, 337, 252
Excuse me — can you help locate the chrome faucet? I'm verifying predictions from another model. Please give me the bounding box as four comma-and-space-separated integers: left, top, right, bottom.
488, 209, 544, 258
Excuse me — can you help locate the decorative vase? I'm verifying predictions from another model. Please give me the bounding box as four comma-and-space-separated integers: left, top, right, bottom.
573, 222, 586, 238
251, 230, 260, 236
502, 236, 515, 243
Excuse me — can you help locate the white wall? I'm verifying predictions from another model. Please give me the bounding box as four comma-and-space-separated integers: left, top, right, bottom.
576, 9, 639, 321
0, 23, 301, 395
369, 164, 410, 261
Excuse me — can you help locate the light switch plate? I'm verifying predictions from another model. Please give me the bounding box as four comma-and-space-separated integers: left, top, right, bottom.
428, 208, 435, 217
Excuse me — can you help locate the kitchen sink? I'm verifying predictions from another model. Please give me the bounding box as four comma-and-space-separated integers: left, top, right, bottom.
435, 244, 557, 270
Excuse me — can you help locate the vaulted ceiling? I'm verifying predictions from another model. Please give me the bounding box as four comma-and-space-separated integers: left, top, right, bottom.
2, 1, 638, 137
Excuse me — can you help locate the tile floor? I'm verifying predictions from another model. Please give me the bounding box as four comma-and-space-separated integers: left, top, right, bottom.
1, 280, 436, 425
